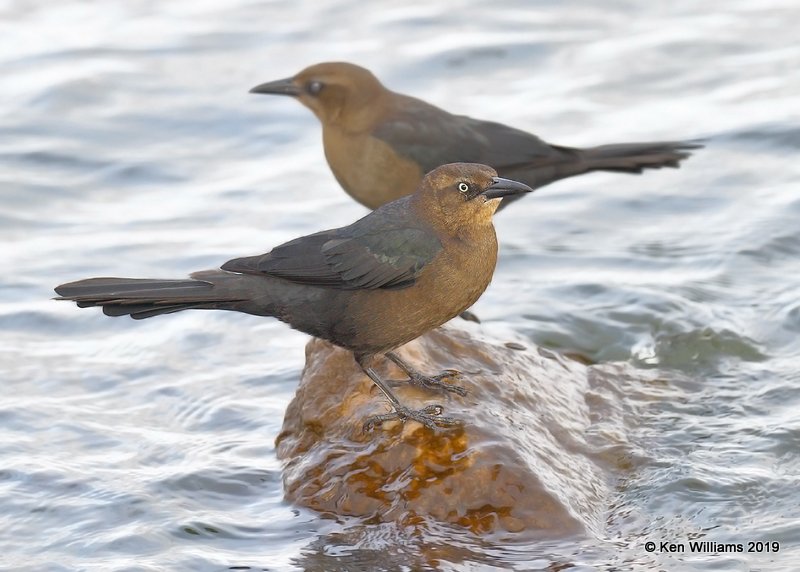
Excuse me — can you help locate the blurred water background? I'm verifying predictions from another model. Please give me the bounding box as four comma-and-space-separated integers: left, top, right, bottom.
1, 0, 799, 570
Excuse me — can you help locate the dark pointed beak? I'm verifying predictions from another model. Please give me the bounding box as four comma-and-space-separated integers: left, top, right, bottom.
481, 177, 534, 200
249, 77, 301, 97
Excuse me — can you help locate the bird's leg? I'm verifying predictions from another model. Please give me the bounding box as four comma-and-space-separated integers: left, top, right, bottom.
356, 356, 460, 432
385, 351, 468, 396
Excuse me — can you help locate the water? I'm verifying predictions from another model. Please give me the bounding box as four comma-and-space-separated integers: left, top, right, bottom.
2, 0, 799, 570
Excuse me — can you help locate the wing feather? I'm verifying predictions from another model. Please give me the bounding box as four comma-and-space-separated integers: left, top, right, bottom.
221, 203, 441, 290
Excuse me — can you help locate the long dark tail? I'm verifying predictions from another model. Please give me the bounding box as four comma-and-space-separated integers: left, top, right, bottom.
54, 270, 260, 320
497, 139, 703, 210
567, 140, 703, 174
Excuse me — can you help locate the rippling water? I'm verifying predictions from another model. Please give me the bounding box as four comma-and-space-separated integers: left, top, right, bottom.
2, 0, 799, 570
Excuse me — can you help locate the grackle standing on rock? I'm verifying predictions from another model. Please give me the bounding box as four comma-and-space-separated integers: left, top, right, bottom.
55, 163, 532, 430
251, 62, 701, 210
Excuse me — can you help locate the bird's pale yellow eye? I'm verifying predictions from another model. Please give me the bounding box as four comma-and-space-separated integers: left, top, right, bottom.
306, 81, 324, 95
458, 182, 469, 193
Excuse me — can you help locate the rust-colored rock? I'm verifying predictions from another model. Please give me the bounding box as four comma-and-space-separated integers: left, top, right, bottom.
276, 325, 627, 539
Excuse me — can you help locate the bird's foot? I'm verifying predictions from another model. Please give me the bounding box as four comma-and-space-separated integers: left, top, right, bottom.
384, 351, 467, 395
394, 369, 468, 396
363, 404, 460, 432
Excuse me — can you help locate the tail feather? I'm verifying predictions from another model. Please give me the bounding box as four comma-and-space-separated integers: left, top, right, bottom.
55, 275, 251, 320
567, 140, 703, 174
100, 302, 213, 319
498, 139, 703, 211
55, 277, 214, 298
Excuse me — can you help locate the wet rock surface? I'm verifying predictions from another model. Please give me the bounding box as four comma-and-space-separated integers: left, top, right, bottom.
276, 325, 631, 539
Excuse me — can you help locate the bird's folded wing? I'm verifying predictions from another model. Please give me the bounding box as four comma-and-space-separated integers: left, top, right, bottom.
221, 227, 441, 290
373, 100, 567, 174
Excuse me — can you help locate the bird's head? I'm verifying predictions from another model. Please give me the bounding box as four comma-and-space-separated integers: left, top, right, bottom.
416, 163, 533, 230
250, 62, 386, 128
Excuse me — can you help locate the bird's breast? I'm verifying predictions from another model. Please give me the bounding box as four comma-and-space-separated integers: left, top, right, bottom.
322, 128, 421, 209
335, 228, 498, 354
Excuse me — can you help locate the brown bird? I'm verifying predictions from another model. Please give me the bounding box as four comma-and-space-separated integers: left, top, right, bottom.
55, 163, 532, 430
250, 62, 701, 210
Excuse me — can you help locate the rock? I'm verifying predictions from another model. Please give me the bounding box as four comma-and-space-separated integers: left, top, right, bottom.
276, 325, 628, 539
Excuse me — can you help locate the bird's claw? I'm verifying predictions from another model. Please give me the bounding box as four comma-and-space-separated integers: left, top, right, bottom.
409, 369, 468, 396
362, 403, 460, 432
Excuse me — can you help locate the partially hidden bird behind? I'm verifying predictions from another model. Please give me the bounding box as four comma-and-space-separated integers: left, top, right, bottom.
55, 163, 532, 430
250, 61, 702, 210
